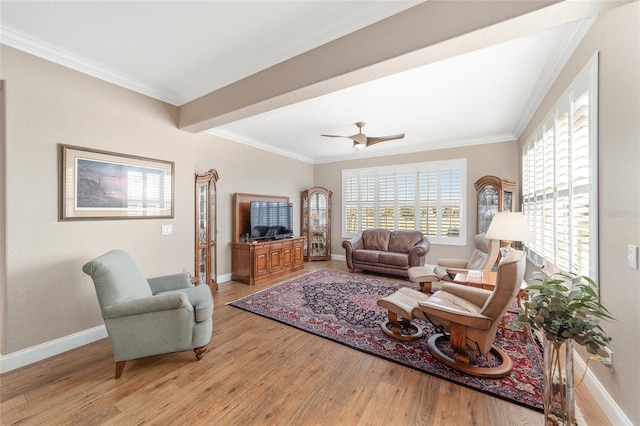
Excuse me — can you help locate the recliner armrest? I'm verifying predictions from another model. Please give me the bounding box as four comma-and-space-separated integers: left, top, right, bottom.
440, 282, 492, 307
102, 292, 192, 319
418, 300, 492, 330
148, 273, 192, 294
437, 259, 469, 268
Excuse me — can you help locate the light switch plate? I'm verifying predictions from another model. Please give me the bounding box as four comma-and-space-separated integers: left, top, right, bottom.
628, 245, 638, 269
161, 224, 173, 235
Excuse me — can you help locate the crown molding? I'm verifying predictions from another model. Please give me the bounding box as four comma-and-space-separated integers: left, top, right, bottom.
1, 25, 179, 105
315, 133, 517, 164
207, 128, 316, 164
210, 127, 515, 165
513, 17, 596, 138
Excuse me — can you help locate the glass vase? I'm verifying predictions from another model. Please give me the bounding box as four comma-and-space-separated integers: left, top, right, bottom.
543, 336, 575, 425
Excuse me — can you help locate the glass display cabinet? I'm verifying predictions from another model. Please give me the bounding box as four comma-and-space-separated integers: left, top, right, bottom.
195, 169, 218, 290
474, 175, 516, 234
301, 186, 332, 261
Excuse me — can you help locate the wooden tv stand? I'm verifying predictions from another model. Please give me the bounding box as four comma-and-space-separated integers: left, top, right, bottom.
231, 237, 304, 285
231, 193, 304, 285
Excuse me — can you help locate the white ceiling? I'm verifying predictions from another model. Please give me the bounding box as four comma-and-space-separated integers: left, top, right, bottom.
1, 1, 595, 163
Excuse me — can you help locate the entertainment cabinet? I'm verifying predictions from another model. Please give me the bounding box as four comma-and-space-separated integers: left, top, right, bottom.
231, 193, 304, 285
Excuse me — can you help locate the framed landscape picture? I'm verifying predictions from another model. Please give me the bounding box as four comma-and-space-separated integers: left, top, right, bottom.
59, 144, 174, 221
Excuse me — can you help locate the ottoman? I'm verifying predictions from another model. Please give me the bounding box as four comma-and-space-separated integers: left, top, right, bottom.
377, 287, 430, 341
408, 265, 443, 293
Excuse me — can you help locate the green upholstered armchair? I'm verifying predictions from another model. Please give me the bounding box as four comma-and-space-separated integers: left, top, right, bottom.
82, 249, 213, 379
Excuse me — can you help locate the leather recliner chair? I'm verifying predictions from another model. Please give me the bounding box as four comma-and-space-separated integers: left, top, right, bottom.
415, 249, 525, 377
408, 233, 499, 292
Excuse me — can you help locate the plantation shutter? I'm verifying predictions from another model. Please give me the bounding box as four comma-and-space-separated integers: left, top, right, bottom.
522, 55, 597, 278
341, 159, 466, 245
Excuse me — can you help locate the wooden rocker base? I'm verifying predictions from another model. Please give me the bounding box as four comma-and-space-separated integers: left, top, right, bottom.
380, 311, 423, 341
426, 333, 514, 378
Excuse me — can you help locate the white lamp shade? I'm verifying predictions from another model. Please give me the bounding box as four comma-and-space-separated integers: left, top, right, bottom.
485, 212, 533, 242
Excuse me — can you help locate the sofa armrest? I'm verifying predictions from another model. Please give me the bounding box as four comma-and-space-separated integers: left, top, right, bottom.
102, 292, 192, 319
148, 273, 192, 294
408, 237, 430, 266
342, 237, 364, 270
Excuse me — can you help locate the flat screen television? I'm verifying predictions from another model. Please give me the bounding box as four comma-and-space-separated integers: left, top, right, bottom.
250, 201, 293, 240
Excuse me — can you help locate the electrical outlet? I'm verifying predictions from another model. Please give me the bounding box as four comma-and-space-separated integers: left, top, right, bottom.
628, 245, 639, 269
601, 347, 613, 368
161, 224, 173, 235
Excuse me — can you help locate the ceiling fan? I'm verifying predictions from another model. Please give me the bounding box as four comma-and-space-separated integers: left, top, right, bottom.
321, 122, 405, 153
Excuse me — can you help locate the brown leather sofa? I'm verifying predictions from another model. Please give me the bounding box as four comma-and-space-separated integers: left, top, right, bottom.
342, 229, 430, 277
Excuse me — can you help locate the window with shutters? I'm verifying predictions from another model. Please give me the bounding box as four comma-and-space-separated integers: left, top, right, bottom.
342, 159, 466, 245
521, 54, 598, 278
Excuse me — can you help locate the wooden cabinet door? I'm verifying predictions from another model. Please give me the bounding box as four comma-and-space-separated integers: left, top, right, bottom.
281, 241, 293, 268
269, 243, 283, 273
293, 240, 304, 265
254, 245, 270, 277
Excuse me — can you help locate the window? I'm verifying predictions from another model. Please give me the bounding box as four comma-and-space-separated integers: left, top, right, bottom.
522, 55, 598, 278
342, 159, 466, 245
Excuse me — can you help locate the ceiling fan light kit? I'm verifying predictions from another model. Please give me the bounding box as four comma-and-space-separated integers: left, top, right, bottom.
322, 121, 404, 153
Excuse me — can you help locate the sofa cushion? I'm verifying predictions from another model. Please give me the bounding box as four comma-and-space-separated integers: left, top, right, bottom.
388, 231, 423, 253
362, 229, 391, 251
353, 249, 380, 263
378, 252, 410, 267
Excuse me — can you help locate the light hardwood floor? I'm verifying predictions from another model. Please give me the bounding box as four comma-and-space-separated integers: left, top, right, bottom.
1, 260, 610, 425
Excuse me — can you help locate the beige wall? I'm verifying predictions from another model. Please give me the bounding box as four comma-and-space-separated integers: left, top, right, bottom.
1, 46, 195, 354
519, 3, 640, 424
315, 141, 519, 260
0, 46, 313, 355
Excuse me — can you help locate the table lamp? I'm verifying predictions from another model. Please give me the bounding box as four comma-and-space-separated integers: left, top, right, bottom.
485, 212, 533, 254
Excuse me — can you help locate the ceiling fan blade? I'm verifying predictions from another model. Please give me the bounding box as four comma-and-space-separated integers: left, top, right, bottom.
321, 134, 348, 138
366, 133, 405, 146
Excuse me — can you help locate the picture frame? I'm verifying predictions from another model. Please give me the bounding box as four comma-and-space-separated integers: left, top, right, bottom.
59, 144, 174, 221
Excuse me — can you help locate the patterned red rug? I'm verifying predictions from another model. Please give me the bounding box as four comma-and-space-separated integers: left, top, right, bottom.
229, 269, 544, 412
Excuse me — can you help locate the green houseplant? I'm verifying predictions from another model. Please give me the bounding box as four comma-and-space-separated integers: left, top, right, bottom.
508, 268, 614, 425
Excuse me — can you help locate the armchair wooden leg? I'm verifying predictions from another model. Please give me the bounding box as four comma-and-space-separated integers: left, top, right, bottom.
194, 345, 208, 360
115, 361, 126, 379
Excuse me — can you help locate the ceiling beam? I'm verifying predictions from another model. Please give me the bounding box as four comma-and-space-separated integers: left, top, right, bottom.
177, 0, 607, 133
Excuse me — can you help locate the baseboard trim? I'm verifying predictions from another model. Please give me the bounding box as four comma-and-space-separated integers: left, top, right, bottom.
218, 272, 232, 283
0, 325, 108, 374
573, 350, 632, 425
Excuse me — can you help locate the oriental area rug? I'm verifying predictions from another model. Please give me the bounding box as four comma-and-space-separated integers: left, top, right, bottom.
229, 269, 544, 412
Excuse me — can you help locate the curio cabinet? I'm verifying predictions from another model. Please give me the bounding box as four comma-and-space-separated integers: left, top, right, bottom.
301, 186, 332, 261
474, 175, 516, 234
195, 169, 218, 290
